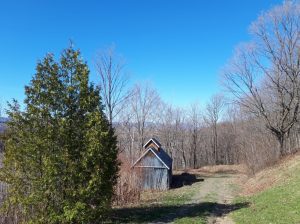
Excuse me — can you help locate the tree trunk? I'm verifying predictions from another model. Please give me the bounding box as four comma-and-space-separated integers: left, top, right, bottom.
277, 134, 285, 157
192, 130, 197, 168
181, 140, 186, 169
213, 124, 218, 164
182, 151, 187, 170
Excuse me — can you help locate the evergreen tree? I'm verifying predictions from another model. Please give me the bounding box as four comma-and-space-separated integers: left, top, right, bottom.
0, 47, 119, 223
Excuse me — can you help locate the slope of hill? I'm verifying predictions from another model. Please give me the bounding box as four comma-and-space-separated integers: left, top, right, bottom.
232, 152, 300, 224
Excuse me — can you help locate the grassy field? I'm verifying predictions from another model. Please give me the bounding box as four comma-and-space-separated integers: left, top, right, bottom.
231, 154, 300, 224
112, 171, 244, 224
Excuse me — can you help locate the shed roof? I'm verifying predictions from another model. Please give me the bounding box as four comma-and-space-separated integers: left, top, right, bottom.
132, 147, 172, 170
143, 137, 162, 149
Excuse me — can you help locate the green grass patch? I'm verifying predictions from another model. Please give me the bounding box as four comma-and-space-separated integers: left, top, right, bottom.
203, 191, 218, 202
162, 184, 199, 205
174, 216, 206, 224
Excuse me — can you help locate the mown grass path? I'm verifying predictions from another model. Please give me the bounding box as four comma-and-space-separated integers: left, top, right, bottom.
112, 171, 246, 224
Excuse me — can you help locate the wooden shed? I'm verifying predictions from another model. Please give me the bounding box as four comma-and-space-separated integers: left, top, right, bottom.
132, 138, 172, 190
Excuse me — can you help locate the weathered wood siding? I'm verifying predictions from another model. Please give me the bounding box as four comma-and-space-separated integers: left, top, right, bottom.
136, 151, 165, 167
134, 151, 170, 190
140, 168, 169, 190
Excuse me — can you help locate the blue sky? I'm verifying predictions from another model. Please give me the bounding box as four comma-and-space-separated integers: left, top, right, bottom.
0, 0, 282, 111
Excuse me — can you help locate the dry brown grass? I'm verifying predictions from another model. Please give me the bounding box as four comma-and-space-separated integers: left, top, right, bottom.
239, 151, 300, 195
174, 164, 249, 176
196, 164, 249, 174
113, 153, 142, 206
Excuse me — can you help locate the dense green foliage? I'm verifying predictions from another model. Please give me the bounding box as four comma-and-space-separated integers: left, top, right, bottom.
0, 47, 119, 223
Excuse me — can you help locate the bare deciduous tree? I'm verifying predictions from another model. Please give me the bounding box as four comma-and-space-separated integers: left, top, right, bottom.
188, 103, 202, 168
95, 47, 131, 125
204, 94, 225, 164
158, 103, 176, 158
173, 107, 188, 169
130, 84, 161, 150
223, 1, 300, 156
115, 105, 136, 162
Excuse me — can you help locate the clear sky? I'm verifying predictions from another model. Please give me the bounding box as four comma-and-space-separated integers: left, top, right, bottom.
0, 0, 282, 111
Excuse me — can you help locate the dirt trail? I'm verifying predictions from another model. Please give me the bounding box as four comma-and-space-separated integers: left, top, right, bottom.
204, 174, 238, 224
155, 172, 241, 224
191, 173, 239, 224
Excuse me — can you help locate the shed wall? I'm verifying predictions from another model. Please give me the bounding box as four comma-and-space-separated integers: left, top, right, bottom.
136, 151, 166, 168
134, 151, 170, 190
140, 167, 169, 190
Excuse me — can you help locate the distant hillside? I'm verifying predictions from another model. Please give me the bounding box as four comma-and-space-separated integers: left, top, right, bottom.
232, 152, 300, 223
0, 117, 8, 133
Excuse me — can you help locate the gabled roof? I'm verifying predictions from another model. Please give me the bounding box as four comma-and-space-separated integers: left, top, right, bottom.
132, 147, 172, 170
143, 137, 162, 149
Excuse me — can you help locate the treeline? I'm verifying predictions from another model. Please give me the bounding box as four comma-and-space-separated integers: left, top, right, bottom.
115, 88, 300, 173
115, 90, 235, 170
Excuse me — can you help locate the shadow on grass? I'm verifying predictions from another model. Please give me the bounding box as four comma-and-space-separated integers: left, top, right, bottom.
171, 172, 241, 189
111, 202, 249, 223
171, 173, 204, 188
